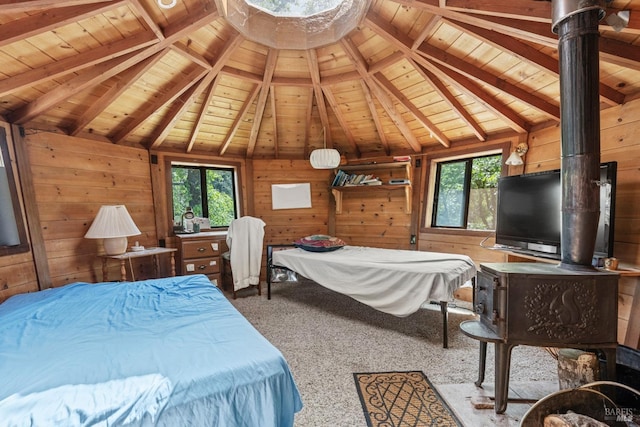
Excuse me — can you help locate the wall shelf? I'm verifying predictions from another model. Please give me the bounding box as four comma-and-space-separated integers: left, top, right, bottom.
330, 162, 412, 214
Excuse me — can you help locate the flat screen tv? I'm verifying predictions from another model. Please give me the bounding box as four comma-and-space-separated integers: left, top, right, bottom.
495, 162, 617, 260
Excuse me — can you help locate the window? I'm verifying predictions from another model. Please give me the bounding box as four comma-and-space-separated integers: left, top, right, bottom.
171, 165, 238, 228
0, 127, 29, 255
431, 154, 502, 231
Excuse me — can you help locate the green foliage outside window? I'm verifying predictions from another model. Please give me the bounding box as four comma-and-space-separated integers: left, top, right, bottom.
172, 166, 236, 228
433, 154, 501, 230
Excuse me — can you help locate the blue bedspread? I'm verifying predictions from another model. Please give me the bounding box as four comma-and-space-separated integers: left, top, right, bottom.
0, 275, 302, 426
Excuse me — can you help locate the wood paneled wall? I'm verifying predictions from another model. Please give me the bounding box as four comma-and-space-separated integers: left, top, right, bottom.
417, 97, 640, 348
252, 159, 332, 244
1, 97, 639, 348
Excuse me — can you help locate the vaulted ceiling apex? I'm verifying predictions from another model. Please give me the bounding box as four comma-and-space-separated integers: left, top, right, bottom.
215, 0, 371, 49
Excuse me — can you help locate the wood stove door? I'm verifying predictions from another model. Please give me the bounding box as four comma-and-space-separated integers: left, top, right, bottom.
476, 270, 505, 338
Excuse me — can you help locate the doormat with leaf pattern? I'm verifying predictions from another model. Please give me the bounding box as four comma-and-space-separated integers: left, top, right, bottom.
353, 371, 462, 427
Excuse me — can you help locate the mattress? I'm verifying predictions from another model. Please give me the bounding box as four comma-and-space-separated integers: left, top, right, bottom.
0, 274, 302, 427
272, 245, 476, 317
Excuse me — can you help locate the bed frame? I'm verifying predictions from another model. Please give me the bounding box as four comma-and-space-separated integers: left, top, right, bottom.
266, 244, 475, 348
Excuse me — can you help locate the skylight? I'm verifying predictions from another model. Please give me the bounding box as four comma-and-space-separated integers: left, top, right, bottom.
219, 0, 370, 50
246, 0, 342, 17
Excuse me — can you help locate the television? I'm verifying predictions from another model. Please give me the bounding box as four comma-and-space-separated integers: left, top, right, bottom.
495, 162, 617, 260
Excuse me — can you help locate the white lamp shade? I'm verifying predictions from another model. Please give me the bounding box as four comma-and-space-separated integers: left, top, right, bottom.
505, 151, 524, 166
310, 148, 341, 169
85, 205, 141, 239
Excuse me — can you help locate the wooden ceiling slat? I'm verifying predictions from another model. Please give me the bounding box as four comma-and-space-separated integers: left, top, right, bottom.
341, 37, 422, 153
69, 48, 169, 136
111, 66, 208, 143
0, 1, 129, 48
416, 42, 561, 121
186, 77, 219, 153
0, 30, 157, 98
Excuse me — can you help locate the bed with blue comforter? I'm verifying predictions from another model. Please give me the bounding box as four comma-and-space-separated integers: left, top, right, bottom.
0, 274, 302, 426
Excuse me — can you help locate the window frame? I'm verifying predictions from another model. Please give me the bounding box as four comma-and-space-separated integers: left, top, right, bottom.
421, 143, 510, 236
169, 161, 240, 230
0, 127, 30, 256
165, 158, 242, 234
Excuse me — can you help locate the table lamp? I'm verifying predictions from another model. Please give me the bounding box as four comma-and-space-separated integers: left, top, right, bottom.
84, 205, 141, 255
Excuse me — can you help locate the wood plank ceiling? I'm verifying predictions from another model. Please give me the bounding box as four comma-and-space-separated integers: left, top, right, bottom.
0, 0, 639, 161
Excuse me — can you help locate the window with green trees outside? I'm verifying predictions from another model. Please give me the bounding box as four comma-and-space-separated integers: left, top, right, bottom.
431, 154, 502, 231
171, 165, 237, 228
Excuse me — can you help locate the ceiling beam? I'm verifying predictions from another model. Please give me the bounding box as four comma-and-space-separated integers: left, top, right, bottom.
408, 58, 486, 141
6, 3, 219, 125
429, 60, 530, 134
110, 66, 208, 143
269, 85, 279, 158
446, 18, 625, 106
303, 86, 314, 160
148, 34, 244, 148
148, 70, 218, 149
307, 49, 333, 149
373, 72, 450, 147
0, 30, 158, 98
359, 80, 391, 156
218, 84, 261, 156
0, 1, 129, 48
68, 49, 169, 136
187, 77, 219, 153
0, 0, 113, 12
246, 48, 277, 158
341, 37, 423, 152
416, 42, 560, 121
321, 86, 361, 158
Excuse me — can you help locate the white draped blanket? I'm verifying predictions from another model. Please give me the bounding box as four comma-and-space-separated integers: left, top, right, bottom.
272, 246, 477, 317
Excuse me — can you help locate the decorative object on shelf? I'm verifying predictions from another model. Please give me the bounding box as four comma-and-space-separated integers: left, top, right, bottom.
182, 206, 195, 232
505, 142, 529, 166
310, 128, 340, 169
84, 205, 141, 255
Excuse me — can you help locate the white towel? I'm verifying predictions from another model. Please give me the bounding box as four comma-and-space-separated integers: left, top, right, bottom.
226, 216, 266, 291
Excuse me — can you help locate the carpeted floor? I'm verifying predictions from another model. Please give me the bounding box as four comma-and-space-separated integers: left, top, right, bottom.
229, 279, 558, 427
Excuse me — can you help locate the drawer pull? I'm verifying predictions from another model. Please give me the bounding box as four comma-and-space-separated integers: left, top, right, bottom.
197, 247, 206, 252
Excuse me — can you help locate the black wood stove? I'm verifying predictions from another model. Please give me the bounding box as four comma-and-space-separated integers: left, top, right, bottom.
460, 262, 619, 413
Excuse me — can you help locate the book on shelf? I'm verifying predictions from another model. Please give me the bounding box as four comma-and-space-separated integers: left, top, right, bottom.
362, 179, 382, 185
332, 170, 378, 187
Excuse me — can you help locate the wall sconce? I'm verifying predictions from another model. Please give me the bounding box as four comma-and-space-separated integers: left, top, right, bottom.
84, 205, 141, 255
505, 142, 529, 166
310, 127, 340, 169
606, 10, 630, 32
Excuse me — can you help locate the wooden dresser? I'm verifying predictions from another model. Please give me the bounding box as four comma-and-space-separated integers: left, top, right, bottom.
176, 232, 227, 287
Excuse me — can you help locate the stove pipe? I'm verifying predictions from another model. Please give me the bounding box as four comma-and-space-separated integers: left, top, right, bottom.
552, 0, 606, 270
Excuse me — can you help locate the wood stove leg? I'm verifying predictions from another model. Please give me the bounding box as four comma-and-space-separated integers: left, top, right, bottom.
440, 301, 448, 348
602, 347, 617, 381
494, 342, 515, 414
475, 341, 487, 387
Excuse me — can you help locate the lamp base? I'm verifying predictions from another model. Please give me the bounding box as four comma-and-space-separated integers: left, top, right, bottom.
103, 237, 128, 255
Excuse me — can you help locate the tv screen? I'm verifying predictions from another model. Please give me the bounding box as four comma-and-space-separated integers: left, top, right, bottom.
495, 162, 617, 259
